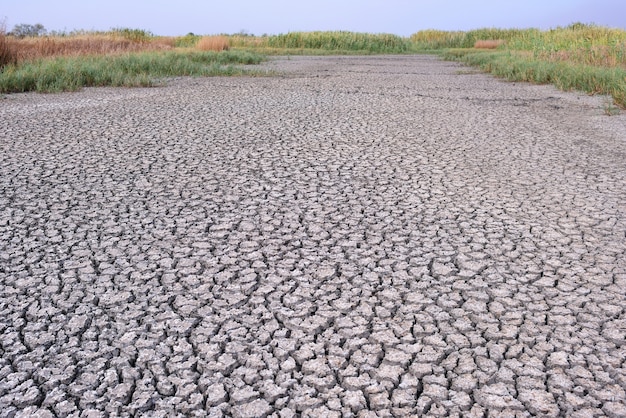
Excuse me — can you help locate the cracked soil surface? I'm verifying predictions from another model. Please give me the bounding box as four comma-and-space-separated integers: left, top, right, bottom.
1, 55, 625, 417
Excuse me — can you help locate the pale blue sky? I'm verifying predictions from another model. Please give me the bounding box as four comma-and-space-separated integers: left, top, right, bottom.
2, 0, 625, 36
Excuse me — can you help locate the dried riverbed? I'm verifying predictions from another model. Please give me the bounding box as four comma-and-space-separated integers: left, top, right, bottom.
1, 55, 625, 417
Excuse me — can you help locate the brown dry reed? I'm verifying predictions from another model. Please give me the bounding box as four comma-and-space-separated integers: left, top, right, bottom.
1, 34, 174, 66
196, 36, 230, 52
474, 39, 505, 49
0, 25, 18, 67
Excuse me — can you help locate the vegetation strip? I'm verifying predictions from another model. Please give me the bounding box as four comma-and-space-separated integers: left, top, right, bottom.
442, 49, 625, 109
411, 24, 626, 109
0, 51, 264, 93
1, 23, 625, 105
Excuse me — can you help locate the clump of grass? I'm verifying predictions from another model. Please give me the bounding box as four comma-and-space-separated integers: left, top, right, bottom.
474, 40, 505, 49
0, 50, 265, 93
109, 27, 153, 43
603, 96, 621, 116
175, 33, 201, 48
196, 36, 230, 51
410, 30, 465, 50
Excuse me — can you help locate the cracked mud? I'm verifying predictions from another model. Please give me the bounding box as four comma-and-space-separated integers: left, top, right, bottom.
1, 55, 625, 417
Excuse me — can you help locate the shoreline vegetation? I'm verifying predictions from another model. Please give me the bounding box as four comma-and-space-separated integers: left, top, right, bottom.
419, 24, 626, 110
1, 24, 624, 108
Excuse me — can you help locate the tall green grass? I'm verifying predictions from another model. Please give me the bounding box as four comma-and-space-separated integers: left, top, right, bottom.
109, 27, 154, 43
411, 23, 626, 58
175, 33, 201, 48
411, 28, 535, 50
443, 49, 625, 107
0, 50, 264, 93
506, 23, 626, 52
245, 31, 411, 53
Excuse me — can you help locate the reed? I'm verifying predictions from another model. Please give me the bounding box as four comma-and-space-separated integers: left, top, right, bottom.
411, 28, 533, 49
0, 26, 18, 68
2, 32, 174, 64
474, 40, 505, 49
196, 36, 230, 52
266, 31, 411, 53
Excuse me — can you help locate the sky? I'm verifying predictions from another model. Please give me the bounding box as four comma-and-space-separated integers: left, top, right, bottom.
2, 0, 625, 36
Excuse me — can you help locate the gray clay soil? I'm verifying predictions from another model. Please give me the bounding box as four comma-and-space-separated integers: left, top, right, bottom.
1, 55, 625, 417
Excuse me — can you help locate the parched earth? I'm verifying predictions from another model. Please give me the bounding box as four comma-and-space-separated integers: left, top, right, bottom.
1, 55, 625, 417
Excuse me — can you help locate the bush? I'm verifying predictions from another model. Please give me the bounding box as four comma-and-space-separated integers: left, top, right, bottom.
11, 23, 47, 38
175, 33, 201, 48
110, 28, 153, 43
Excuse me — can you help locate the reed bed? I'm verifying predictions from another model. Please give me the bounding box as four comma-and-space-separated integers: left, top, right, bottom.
4, 35, 173, 63
266, 31, 411, 53
411, 28, 533, 50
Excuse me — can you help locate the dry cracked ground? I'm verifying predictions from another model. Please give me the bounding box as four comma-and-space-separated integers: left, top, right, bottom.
1, 55, 626, 417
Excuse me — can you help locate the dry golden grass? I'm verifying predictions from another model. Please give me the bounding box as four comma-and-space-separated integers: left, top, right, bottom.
474, 39, 505, 49
196, 36, 230, 51
1, 31, 17, 67
154, 37, 177, 48
229, 35, 268, 48
0, 22, 18, 67
1, 34, 173, 65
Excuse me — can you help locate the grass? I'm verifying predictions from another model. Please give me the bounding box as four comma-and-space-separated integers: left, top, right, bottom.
196, 36, 229, 52
228, 31, 412, 53
0, 50, 264, 93
443, 49, 625, 106
410, 28, 532, 50
265, 31, 411, 53
414, 23, 626, 109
